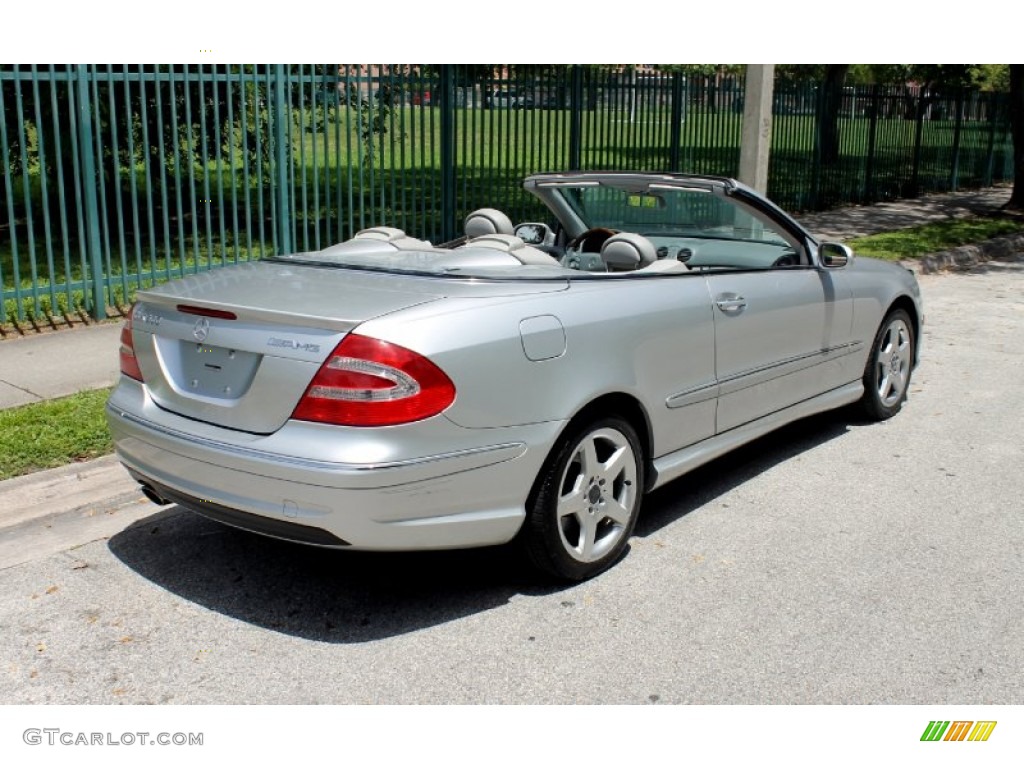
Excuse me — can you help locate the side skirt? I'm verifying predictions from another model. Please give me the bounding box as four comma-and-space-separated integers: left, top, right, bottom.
649, 381, 863, 490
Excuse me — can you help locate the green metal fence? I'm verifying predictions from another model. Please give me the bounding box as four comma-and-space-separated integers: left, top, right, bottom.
0, 64, 1014, 328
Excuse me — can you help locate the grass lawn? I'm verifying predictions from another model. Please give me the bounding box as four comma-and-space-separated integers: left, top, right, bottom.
848, 216, 1024, 261
0, 388, 113, 480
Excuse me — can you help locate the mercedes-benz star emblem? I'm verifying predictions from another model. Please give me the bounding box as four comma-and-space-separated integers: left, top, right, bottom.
192, 317, 210, 342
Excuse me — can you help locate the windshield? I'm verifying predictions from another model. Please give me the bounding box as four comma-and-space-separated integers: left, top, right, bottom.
561, 184, 790, 245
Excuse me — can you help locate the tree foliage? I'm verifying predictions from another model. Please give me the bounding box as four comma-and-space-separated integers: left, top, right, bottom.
1008, 65, 1024, 210
777, 64, 1010, 92
775, 64, 1013, 168
819, 64, 851, 165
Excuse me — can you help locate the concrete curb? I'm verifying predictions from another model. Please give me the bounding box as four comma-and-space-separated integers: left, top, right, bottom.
918, 233, 1024, 274
0, 454, 157, 570
0, 454, 142, 530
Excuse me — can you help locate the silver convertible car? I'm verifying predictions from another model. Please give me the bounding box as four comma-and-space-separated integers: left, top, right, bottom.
107, 171, 922, 581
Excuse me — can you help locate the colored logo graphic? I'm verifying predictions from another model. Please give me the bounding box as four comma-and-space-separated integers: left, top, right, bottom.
921, 721, 997, 742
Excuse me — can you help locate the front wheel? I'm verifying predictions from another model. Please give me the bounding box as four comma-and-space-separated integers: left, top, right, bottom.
858, 308, 914, 421
522, 417, 644, 581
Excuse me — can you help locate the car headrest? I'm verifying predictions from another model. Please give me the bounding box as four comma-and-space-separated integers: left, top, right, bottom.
600, 233, 657, 272
347, 227, 432, 251
353, 226, 409, 242
464, 208, 514, 238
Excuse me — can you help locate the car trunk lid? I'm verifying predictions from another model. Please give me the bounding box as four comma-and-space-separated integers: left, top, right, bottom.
129, 261, 447, 433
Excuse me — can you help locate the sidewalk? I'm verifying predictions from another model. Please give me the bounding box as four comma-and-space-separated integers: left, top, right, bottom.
0, 322, 122, 409
795, 185, 1011, 240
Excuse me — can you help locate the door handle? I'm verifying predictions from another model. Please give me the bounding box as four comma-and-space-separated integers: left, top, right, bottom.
715, 295, 747, 313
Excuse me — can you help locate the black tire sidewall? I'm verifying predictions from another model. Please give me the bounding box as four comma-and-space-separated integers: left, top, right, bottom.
522, 416, 644, 581
861, 308, 914, 421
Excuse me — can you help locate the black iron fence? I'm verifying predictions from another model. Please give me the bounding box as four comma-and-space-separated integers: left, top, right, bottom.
0, 64, 1014, 326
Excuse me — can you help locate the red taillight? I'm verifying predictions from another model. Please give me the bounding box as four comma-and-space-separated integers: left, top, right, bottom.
291, 334, 455, 427
119, 310, 144, 382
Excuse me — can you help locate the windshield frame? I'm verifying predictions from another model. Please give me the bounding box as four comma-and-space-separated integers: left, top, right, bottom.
524, 172, 814, 250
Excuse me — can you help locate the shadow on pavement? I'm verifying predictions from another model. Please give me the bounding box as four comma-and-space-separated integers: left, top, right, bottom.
108, 411, 852, 643
108, 510, 562, 644
635, 411, 851, 538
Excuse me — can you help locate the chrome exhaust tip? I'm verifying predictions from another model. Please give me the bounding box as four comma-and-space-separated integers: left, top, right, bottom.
140, 485, 170, 506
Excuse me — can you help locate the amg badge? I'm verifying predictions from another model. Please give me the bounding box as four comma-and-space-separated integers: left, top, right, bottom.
267, 337, 321, 353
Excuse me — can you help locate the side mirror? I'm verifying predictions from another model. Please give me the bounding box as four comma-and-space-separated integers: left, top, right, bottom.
819, 242, 853, 269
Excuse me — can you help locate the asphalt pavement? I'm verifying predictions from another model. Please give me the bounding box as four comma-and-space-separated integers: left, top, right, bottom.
0, 254, 1021, 704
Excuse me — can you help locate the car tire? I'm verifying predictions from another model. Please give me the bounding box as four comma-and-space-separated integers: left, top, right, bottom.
858, 308, 914, 421
522, 416, 644, 581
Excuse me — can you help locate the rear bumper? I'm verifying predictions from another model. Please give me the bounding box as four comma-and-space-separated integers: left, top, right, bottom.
107, 380, 564, 551
129, 471, 354, 546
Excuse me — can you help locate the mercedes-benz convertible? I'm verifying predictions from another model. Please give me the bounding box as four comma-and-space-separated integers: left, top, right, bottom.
107, 171, 922, 580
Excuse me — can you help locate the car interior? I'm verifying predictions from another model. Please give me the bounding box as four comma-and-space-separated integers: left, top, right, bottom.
457, 207, 803, 274
315, 203, 804, 277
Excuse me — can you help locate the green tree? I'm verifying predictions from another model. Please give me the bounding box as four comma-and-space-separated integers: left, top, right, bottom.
1008, 65, 1024, 210
968, 65, 1010, 92
819, 64, 850, 164
774, 65, 849, 164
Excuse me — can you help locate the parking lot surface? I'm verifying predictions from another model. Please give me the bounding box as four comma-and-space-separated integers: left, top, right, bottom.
1, 258, 1022, 704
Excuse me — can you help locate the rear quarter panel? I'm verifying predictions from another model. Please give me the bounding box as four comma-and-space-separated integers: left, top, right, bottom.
358, 274, 718, 459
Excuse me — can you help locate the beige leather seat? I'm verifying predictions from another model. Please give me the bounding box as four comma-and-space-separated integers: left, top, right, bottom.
319, 227, 433, 256
640, 258, 690, 274
463, 234, 560, 266
600, 233, 658, 272
352, 227, 432, 249
464, 208, 515, 239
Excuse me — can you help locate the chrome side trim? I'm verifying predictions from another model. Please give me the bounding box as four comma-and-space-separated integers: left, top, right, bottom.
717, 341, 863, 396
667, 342, 862, 409
107, 405, 526, 473
650, 381, 863, 490
666, 381, 719, 409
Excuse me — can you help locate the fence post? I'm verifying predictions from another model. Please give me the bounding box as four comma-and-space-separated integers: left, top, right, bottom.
950, 88, 964, 191
864, 86, 879, 203
811, 83, 823, 209
738, 65, 775, 195
75, 64, 106, 320
984, 92, 998, 186
910, 93, 926, 197
569, 65, 583, 170
668, 72, 683, 172
272, 64, 292, 254
439, 64, 456, 243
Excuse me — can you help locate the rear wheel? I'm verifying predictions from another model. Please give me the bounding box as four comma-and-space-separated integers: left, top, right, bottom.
859, 309, 914, 421
522, 417, 643, 581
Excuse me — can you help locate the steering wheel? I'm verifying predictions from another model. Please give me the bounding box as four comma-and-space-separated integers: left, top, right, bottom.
566, 227, 618, 253
771, 251, 800, 268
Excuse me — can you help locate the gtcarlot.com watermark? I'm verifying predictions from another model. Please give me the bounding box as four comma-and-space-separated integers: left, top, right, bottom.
23, 729, 203, 747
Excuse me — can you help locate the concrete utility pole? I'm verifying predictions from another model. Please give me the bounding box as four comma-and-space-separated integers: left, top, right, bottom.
738, 64, 775, 194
